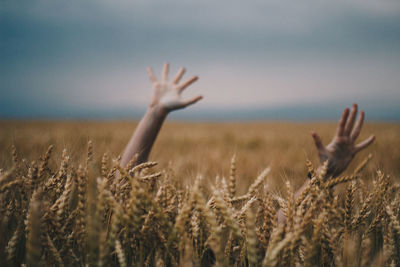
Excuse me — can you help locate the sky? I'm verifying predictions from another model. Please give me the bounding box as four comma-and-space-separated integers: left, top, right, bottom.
1, 0, 400, 120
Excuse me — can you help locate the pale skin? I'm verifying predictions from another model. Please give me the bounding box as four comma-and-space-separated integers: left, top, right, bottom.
120, 63, 202, 167
121, 63, 375, 224
277, 103, 375, 224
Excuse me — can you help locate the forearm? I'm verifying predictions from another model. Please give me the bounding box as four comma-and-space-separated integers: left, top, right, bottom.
277, 179, 310, 224
277, 104, 374, 225
120, 63, 202, 168
276, 165, 334, 224
120, 106, 167, 167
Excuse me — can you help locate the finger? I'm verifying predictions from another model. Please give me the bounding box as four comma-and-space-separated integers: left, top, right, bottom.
344, 103, 358, 136
311, 131, 325, 153
172, 67, 186, 84
350, 110, 364, 141
177, 76, 199, 92
354, 135, 375, 153
162, 62, 169, 82
181, 95, 203, 108
146, 67, 158, 83
336, 108, 349, 137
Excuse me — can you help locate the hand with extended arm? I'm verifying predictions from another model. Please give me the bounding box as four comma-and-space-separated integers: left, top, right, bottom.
311, 103, 375, 178
277, 103, 375, 224
120, 63, 202, 167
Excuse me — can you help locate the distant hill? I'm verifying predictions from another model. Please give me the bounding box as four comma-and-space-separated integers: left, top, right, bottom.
1, 102, 399, 121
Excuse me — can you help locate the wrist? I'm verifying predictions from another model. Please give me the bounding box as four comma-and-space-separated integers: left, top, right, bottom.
316, 163, 340, 179
146, 105, 168, 119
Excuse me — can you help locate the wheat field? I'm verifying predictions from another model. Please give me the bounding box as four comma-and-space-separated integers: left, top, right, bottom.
0, 121, 399, 266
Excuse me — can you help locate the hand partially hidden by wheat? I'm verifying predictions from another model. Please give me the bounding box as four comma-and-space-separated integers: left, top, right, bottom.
311, 104, 375, 178
147, 62, 203, 114
2, 141, 398, 266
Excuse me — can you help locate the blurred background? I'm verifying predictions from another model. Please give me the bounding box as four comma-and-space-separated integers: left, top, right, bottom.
1, 0, 400, 120
1, 0, 400, 194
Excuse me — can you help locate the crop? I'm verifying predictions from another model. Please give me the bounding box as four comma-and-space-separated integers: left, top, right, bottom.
1, 140, 399, 267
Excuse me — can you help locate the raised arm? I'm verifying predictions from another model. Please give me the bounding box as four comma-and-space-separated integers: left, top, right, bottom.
120, 63, 202, 167
277, 103, 375, 224
311, 103, 375, 178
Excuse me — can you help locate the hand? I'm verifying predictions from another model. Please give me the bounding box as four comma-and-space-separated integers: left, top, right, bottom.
147, 62, 203, 114
311, 104, 375, 177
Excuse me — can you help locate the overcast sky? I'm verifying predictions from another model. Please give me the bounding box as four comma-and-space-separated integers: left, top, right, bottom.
1, 0, 400, 120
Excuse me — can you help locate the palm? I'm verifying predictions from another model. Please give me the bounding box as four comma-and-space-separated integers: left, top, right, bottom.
152, 82, 187, 111
312, 104, 375, 177
147, 63, 202, 113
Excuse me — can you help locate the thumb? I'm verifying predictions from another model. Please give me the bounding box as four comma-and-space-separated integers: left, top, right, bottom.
311, 131, 325, 153
181, 95, 203, 108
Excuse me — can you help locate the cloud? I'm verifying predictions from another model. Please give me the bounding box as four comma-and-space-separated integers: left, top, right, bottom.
1, 0, 400, 119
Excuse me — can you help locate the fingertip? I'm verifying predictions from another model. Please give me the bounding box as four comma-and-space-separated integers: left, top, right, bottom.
184, 95, 203, 107
192, 95, 203, 102
367, 135, 376, 147
360, 110, 365, 117
311, 132, 321, 142
353, 103, 358, 113
189, 76, 199, 85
